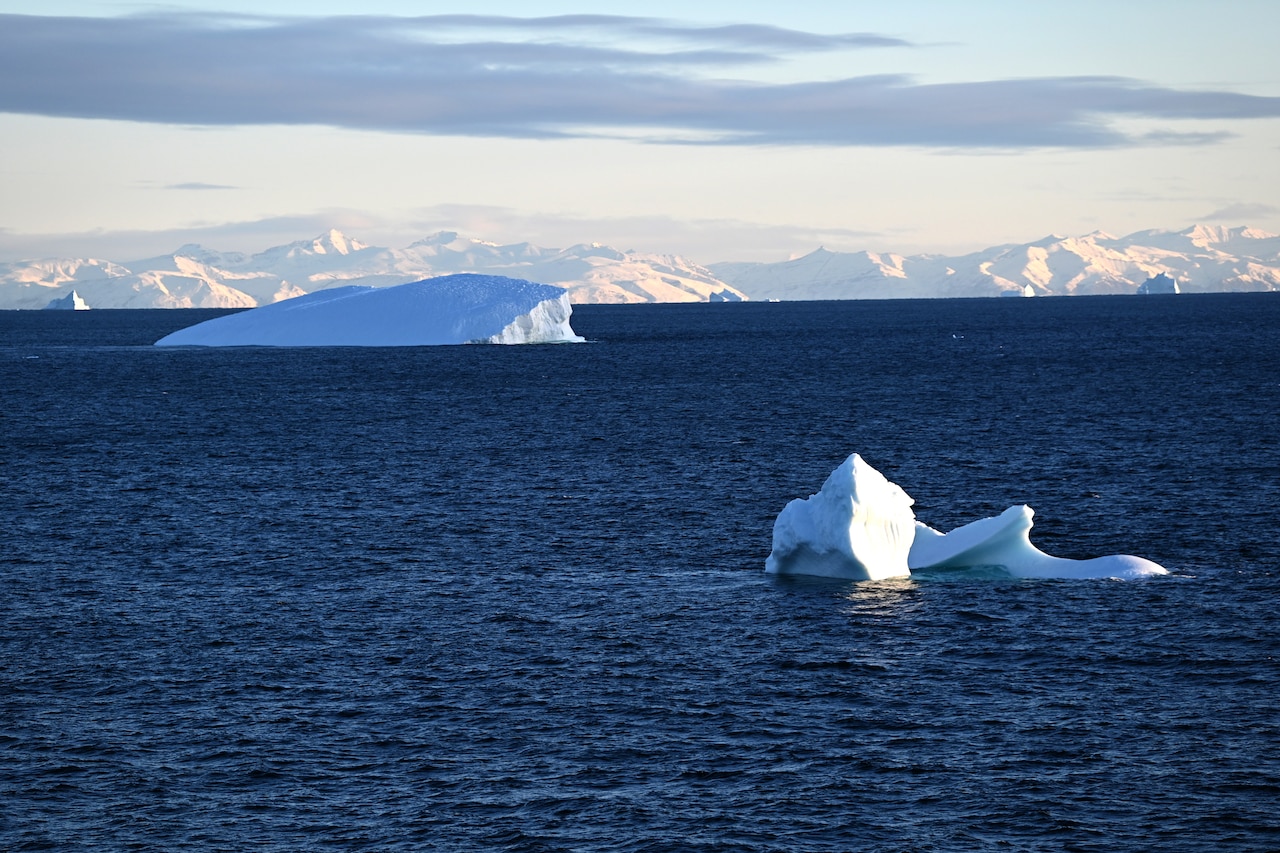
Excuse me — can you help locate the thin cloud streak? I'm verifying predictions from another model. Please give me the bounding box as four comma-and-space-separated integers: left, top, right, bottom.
0, 213, 382, 262
400, 204, 888, 260
378, 15, 913, 51
1201, 202, 1280, 221
1, 12, 1278, 148
162, 182, 239, 191
0, 207, 886, 264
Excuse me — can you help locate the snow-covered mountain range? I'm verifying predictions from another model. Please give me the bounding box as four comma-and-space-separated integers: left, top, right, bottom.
3, 225, 1277, 309
711, 225, 1280, 300
0, 230, 744, 310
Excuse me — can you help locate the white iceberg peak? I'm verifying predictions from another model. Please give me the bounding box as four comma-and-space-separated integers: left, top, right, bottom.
765, 453, 916, 581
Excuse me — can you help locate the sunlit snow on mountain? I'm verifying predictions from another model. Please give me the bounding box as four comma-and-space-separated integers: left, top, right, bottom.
1, 225, 1276, 309
710, 225, 1280, 300
0, 229, 742, 310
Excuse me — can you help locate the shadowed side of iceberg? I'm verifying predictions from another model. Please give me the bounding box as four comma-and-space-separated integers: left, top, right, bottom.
155, 274, 584, 347
765, 454, 915, 581
909, 505, 1168, 580
45, 290, 91, 310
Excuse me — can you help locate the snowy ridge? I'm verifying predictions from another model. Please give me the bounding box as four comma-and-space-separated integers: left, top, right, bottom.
711, 225, 1280, 299
3, 224, 1276, 308
0, 230, 744, 309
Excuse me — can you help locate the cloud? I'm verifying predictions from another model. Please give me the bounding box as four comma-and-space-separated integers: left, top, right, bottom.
1201, 202, 1280, 221
1, 12, 1278, 148
402, 15, 913, 51
0, 206, 882, 265
0, 213, 375, 262
162, 182, 238, 191
398, 204, 887, 261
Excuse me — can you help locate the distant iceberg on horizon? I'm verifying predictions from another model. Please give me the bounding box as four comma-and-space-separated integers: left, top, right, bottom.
155, 273, 584, 347
1137, 272, 1181, 295
44, 290, 90, 310
766, 453, 1167, 581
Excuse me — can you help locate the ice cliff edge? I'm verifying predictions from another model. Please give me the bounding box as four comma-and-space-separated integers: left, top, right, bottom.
766, 454, 1167, 581
155, 274, 584, 347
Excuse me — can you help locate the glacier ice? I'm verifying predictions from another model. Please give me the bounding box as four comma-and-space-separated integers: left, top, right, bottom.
154, 274, 583, 347
766, 454, 1167, 581
765, 454, 916, 581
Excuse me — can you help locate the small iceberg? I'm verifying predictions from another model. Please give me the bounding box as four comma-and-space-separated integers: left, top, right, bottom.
155, 274, 583, 347
766, 454, 1167, 581
1137, 272, 1180, 295
45, 290, 90, 310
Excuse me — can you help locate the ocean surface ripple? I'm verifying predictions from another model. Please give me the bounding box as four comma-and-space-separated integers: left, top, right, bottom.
3, 295, 1278, 851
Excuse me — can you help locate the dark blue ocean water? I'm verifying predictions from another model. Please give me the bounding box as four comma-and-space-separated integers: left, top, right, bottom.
2, 295, 1279, 852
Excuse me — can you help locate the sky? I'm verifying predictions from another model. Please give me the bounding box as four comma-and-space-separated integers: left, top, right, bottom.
1, 0, 1278, 263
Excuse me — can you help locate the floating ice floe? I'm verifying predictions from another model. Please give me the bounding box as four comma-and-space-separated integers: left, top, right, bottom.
155, 274, 583, 347
766, 454, 1167, 581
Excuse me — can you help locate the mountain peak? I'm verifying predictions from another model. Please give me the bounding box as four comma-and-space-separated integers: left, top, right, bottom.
168, 243, 219, 264
141, 243, 248, 271
1178, 223, 1278, 244
1181, 224, 1234, 244
408, 231, 488, 252
309, 229, 367, 255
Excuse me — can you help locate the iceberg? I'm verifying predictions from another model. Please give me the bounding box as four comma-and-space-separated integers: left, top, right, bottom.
154, 274, 583, 347
1137, 272, 1180, 295
909, 505, 1167, 580
765, 454, 916, 581
45, 290, 90, 310
766, 454, 1167, 581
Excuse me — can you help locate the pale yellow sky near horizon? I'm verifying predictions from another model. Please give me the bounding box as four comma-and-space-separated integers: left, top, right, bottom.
2, 0, 1277, 263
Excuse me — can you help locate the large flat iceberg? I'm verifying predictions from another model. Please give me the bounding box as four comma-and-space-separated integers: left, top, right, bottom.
155, 274, 583, 347
767, 454, 1167, 581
